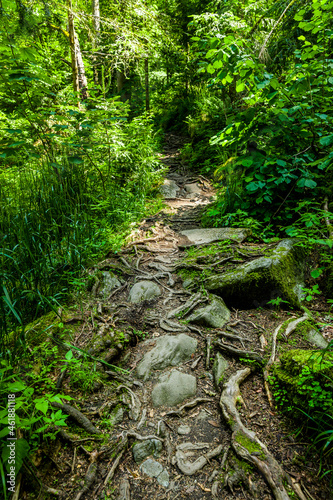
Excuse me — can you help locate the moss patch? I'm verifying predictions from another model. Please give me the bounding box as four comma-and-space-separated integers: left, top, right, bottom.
235, 432, 266, 459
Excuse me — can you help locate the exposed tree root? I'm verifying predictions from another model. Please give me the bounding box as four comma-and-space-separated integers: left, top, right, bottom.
220, 368, 304, 500
172, 442, 223, 475
74, 450, 98, 500
264, 322, 283, 408
216, 340, 263, 364
285, 314, 308, 338
166, 397, 213, 417
51, 402, 102, 434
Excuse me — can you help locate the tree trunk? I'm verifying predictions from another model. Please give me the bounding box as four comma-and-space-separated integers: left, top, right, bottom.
92, 0, 100, 85
67, 0, 79, 96
145, 57, 150, 112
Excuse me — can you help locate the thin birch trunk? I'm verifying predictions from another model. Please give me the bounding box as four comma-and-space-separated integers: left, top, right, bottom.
92, 0, 100, 85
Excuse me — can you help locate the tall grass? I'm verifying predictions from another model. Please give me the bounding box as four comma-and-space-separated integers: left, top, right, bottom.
0, 114, 162, 354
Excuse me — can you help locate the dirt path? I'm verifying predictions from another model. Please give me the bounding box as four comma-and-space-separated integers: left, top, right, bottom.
42, 135, 332, 500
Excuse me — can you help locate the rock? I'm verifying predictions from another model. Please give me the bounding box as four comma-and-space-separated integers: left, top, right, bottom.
177, 425, 191, 435
140, 458, 163, 477
133, 439, 163, 463
205, 239, 306, 309
100, 271, 121, 298
182, 278, 193, 288
129, 281, 161, 304
306, 329, 328, 349
213, 353, 229, 388
137, 334, 198, 380
152, 370, 197, 407
157, 469, 170, 487
110, 406, 124, 426
196, 409, 210, 421
118, 478, 130, 500
184, 183, 201, 198
177, 228, 251, 247
160, 179, 179, 199
157, 420, 167, 438
187, 295, 230, 328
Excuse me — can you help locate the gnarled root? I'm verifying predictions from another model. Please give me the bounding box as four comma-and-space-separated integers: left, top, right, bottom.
220, 368, 293, 500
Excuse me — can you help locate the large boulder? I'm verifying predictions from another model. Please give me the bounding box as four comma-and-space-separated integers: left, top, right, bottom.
137, 334, 197, 380
160, 179, 179, 199
187, 294, 230, 328
129, 281, 161, 303
177, 228, 251, 247
152, 370, 197, 407
205, 239, 306, 309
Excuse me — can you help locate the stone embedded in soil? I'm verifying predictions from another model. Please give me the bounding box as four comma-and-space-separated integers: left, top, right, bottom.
213, 353, 229, 388
159, 179, 179, 198
187, 294, 230, 328
177, 424, 191, 435
136, 334, 198, 380
109, 406, 124, 426
184, 183, 201, 198
132, 439, 163, 463
205, 239, 306, 309
128, 281, 161, 303
177, 227, 251, 247
306, 328, 328, 348
152, 370, 197, 407
140, 458, 163, 478
157, 469, 169, 487
100, 271, 121, 298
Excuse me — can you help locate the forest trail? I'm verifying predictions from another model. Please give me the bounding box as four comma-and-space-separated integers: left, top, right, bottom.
49, 136, 332, 500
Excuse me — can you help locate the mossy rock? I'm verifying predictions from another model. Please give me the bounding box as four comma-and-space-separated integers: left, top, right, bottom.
272, 349, 333, 416
205, 239, 306, 309
12, 311, 75, 348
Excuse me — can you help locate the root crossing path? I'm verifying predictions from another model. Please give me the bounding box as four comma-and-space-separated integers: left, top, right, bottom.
51, 135, 330, 500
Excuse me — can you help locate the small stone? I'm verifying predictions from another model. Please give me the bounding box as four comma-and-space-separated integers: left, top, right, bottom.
109, 407, 124, 426
140, 458, 163, 478
183, 278, 193, 289
133, 439, 162, 464
100, 271, 121, 298
157, 420, 167, 438
196, 409, 210, 421
129, 281, 161, 304
152, 370, 197, 407
213, 353, 229, 388
177, 425, 191, 435
157, 469, 170, 487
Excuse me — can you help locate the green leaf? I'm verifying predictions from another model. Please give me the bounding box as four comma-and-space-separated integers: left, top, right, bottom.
65, 350, 73, 361
68, 156, 84, 164
35, 399, 48, 415
236, 81, 245, 92
276, 159, 287, 166
319, 135, 333, 146
241, 158, 253, 167
311, 269, 322, 279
